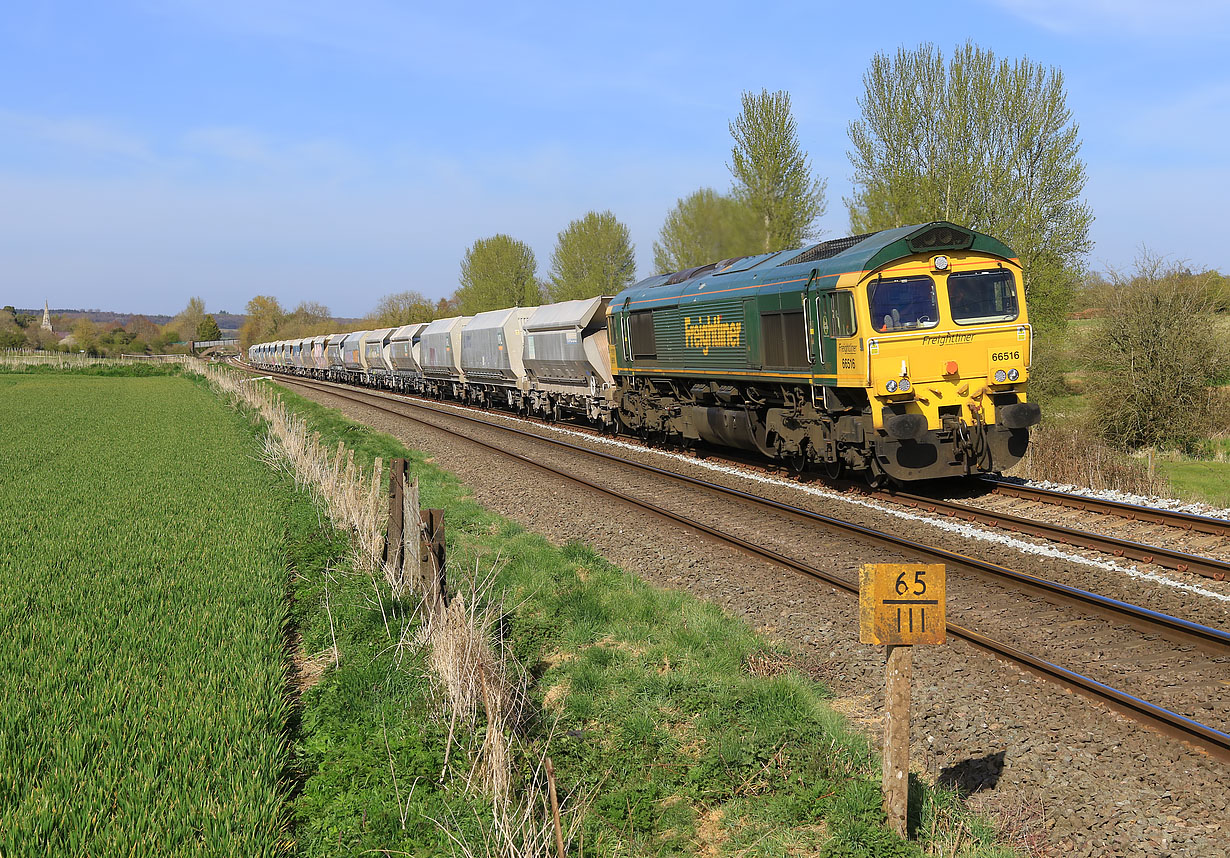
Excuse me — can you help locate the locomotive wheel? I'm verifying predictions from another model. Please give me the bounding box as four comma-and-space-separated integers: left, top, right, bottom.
865, 456, 888, 489
823, 456, 844, 480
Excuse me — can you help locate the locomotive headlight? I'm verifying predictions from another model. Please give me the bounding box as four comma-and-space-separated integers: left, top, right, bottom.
994, 369, 1008, 383
1007, 368, 1020, 381
885, 379, 898, 393
899, 378, 911, 392
933, 255, 949, 271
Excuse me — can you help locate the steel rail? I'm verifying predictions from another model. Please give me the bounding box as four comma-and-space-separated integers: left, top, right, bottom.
880, 490, 1230, 581
259, 371, 1230, 762
265, 372, 1230, 653
229, 364, 1230, 583
982, 477, 1230, 539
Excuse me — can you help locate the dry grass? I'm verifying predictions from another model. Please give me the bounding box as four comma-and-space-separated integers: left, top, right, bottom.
1010, 421, 1172, 496
0, 351, 190, 369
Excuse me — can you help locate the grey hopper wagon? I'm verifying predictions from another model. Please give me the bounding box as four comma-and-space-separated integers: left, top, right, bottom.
340, 331, 370, 380
314, 335, 333, 371
460, 307, 535, 407
324, 333, 347, 379
361, 327, 398, 380
522, 296, 616, 425
389, 322, 430, 390
418, 316, 472, 397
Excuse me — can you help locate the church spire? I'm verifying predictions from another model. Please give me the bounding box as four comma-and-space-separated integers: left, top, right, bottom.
41, 301, 52, 331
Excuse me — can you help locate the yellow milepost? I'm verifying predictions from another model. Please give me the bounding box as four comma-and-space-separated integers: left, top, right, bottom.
860, 562, 947, 839
859, 563, 946, 646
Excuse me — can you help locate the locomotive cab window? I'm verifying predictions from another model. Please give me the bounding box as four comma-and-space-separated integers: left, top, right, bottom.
948, 269, 1019, 325
629, 310, 657, 360
868, 276, 938, 332
761, 310, 808, 368
827, 291, 858, 337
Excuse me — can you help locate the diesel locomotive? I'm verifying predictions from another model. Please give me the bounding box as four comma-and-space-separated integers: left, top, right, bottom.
250, 221, 1040, 483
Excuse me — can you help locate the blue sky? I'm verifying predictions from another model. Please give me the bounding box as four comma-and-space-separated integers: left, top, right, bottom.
2, 1, 1228, 317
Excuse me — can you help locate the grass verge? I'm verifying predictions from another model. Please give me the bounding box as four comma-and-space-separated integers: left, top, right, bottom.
0, 373, 291, 855
263, 381, 1018, 857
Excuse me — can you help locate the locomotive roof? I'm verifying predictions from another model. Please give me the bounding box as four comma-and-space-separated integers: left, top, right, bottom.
613, 222, 1017, 309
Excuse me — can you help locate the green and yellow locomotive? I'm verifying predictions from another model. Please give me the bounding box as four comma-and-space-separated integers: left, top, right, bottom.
608, 222, 1040, 482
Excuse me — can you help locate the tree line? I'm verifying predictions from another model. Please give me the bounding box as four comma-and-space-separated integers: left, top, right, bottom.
1, 298, 224, 356
239, 40, 1097, 346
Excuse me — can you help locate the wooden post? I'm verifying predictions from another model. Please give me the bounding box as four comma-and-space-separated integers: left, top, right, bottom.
859, 563, 945, 842
420, 509, 447, 618
883, 644, 912, 838
385, 458, 406, 585
546, 757, 566, 858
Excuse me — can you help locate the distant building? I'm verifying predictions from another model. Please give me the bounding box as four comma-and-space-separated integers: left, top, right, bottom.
41, 301, 52, 332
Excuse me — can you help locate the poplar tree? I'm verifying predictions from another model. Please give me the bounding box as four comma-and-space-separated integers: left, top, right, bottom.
728, 89, 828, 253
365, 291, 437, 327
652, 188, 761, 273
169, 296, 207, 342
455, 235, 541, 315
547, 211, 636, 302
240, 295, 286, 347
846, 41, 1093, 332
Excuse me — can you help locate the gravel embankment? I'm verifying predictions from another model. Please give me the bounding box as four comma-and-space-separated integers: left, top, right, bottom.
287, 382, 1229, 858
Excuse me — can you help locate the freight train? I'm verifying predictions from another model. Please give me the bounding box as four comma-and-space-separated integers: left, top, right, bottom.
249, 221, 1040, 483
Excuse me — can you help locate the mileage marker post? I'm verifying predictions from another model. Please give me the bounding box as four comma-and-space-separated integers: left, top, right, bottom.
859, 563, 946, 838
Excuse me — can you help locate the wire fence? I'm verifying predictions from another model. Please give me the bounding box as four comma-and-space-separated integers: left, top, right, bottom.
0, 350, 193, 369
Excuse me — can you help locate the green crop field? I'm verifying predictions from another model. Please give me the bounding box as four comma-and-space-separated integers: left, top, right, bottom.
0, 374, 291, 855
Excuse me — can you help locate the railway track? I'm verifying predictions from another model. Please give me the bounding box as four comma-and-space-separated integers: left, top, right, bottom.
875, 488, 1230, 581
981, 477, 1230, 538
246, 367, 1230, 762
232, 364, 1230, 583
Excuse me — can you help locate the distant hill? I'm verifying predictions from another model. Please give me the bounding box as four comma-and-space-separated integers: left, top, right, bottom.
12, 307, 363, 338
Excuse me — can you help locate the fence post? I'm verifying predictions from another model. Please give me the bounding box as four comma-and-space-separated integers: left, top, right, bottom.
420, 508, 447, 618
384, 458, 406, 588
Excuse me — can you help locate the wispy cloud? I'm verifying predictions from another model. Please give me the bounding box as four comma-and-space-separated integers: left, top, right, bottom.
989, 0, 1230, 36
182, 126, 358, 176
0, 110, 152, 159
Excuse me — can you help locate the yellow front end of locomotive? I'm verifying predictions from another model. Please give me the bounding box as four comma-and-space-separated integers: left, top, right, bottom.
851, 252, 1035, 435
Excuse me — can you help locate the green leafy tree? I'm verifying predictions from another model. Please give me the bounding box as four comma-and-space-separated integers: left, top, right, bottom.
240, 295, 286, 348
196, 314, 222, 342
455, 235, 541, 314
728, 89, 827, 253
846, 41, 1093, 333
653, 188, 761, 273
364, 291, 437, 328
1092, 252, 1229, 451
169, 297, 207, 342
72, 318, 100, 354
547, 211, 636, 302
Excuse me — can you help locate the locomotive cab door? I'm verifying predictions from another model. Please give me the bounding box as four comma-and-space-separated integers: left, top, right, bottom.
816, 290, 839, 379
